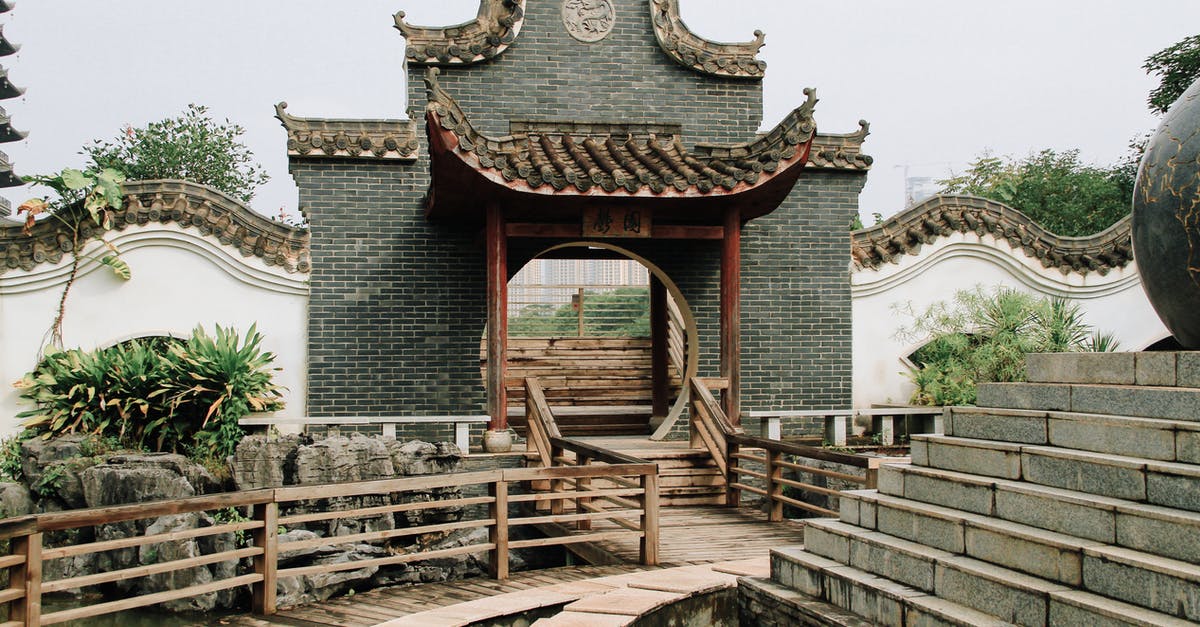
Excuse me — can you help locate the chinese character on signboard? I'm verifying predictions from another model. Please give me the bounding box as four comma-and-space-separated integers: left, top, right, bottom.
583, 207, 652, 238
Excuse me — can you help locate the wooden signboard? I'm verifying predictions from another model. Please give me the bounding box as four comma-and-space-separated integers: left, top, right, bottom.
582, 207, 652, 238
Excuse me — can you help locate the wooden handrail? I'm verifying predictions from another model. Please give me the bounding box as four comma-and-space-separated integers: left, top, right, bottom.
549, 437, 647, 466
0, 460, 659, 626
524, 377, 561, 468
729, 434, 871, 468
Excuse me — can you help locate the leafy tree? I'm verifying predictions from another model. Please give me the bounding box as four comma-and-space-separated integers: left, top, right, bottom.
1144, 34, 1200, 115
938, 149, 1132, 236
83, 104, 268, 203
510, 287, 650, 337
899, 287, 1117, 406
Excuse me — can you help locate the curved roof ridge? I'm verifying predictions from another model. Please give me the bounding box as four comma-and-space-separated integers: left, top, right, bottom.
650, 0, 766, 79
274, 102, 419, 161
394, 0, 526, 67
851, 194, 1133, 275
3, 180, 310, 275
422, 67, 814, 204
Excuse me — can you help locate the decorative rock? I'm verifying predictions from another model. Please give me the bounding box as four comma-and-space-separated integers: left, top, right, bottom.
1133, 78, 1200, 348
386, 439, 462, 475
81, 454, 198, 508
232, 434, 307, 490
292, 435, 395, 485
0, 481, 32, 518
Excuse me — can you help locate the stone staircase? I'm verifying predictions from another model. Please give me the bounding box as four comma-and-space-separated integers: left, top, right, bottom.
740, 351, 1200, 626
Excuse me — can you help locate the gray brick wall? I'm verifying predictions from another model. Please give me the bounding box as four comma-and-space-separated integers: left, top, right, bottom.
295, 0, 866, 431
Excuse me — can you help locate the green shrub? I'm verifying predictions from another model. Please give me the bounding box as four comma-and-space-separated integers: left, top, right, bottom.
162, 324, 282, 459
83, 104, 268, 203
13, 325, 282, 459
900, 288, 1118, 406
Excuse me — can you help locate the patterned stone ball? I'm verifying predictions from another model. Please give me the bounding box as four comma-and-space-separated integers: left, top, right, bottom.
1133, 79, 1200, 349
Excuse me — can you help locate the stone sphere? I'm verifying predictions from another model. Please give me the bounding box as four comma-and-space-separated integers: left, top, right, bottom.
1133, 79, 1200, 349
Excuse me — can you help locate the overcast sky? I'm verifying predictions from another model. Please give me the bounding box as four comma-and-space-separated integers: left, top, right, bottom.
1, 1, 1197, 224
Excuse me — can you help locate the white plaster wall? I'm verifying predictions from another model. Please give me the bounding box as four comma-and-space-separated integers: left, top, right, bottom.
0, 222, 308, 435
851, 230, 1168, 408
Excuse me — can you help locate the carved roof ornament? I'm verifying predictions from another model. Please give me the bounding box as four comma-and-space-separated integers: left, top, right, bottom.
2, 180, 311, 275
851, 195, 1133, 276
650, 0, 766, 79
808, 121, 873, 171
562, 0, 616, 43
274, 103, 419, 161
423, 68, 818, 220
394, 0, 526, 66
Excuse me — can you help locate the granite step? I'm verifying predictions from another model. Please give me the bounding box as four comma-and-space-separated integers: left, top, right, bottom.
805, 519, 1069, 626
738, 576, 876, 627
839, 490, 1200, 621
1025, 351, 1200, 388
769, 546, 1009, 626
945, 406, 1200, 463
976, 381, 1200, 422
910, 434, 1200, 513
773, 541, 1194, 627
876, 463, 1200, 564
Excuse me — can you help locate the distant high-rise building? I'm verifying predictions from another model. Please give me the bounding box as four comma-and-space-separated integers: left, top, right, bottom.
905, 176, 939, 208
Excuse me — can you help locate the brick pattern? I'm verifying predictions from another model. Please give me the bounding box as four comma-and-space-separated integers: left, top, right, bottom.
298, 0, 865, 425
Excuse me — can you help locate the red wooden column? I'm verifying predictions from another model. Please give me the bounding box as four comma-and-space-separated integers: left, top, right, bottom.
650, 275, 669, 420
720, 208, 741, 425
486, 203, 509, 438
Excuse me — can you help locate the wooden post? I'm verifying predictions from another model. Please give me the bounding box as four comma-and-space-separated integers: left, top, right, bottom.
576, 287, 585, 337
865, 459, 881, 490
489, 480, 510, 580
487, 203, 509, 435
650, 276, 669, 420
765, 449, 784, 522
550, 443, 565, 516
720, 208, 741, 426
9, 532, 41, 626
725, 441, 741, 507
639, 472, 659, 566
577, 454, 592, 531
251, 502, 278, 615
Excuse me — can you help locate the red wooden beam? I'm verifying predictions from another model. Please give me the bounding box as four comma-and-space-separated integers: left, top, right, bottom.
720, 208, 741, 425
486, 203, 508, 434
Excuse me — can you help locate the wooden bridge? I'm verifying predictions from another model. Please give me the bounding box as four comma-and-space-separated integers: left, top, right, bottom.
0, 378, 885, 626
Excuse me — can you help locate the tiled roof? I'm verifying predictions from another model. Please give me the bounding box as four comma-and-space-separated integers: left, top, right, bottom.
394, 0, 525, 66
0, 8, 22, 199
852, 195, 1133, 275
650, 0, 766, 78
274, 103, 419, 161
0, 25, 18, 56
2, 180, 310, 274
423, 67, 816, 206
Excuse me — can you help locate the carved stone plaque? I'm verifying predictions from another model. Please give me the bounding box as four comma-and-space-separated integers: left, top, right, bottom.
562, 0, 616, 43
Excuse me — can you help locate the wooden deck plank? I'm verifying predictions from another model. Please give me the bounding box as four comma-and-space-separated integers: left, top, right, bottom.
215, 503, 806, 627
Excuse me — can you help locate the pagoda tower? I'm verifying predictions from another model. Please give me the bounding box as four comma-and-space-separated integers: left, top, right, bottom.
0, 0, 26, 215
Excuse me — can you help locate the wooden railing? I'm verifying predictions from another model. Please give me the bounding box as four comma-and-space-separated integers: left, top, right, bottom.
688, 376, 740, 492
727, 434, 881, 521
688, 377, 882, 521
0, 463, 658, 625
523, 378, 658, 564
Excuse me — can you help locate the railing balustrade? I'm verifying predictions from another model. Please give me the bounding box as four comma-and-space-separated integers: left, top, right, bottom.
0, 459, 658, 625
689, 377, 886, 522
